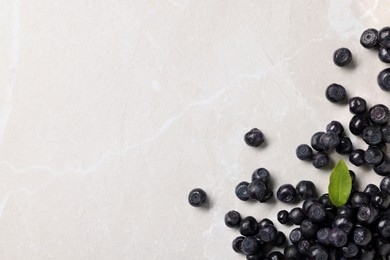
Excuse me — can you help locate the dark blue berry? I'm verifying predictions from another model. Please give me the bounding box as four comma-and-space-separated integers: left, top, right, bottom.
248, 180, 268, 201
277, 184, 297, 203
328, 227, 348, 248
312, 152, 329, 169
232, 236, 245, 253
326, 83, 347, 102
349, 96, 367, 114
296, 144, 313, 160
267, 251, 285, 260
240, 216, 259, 236
333, 48, 352, 66
277, 210, 289, 224
378, 68, 390, 91
369, 104, 390, 125
258, 218, 274, 229
319, 193, 336, 210
259, 189, 273, 202
188, 188, 207, 207
300, 219, 318, 239
235, 181, 250, 201
349, 114, 370, 135
224, 210, 241, 228
374, 154, 390, 176
364, 146, 384, 166
341, 242, 359, 258
382, 125, 390, 143
297, 239, 311, 255
349, 149, 365, 166
353, 226, 372, 246
332, 215, 354, 235
251, 168, 270, 184
336, 136, 353, 154
311, 132, 325, 152
362, 126, 383, 145
351, 192, 370, 208
259, 224, 277, 244
364, 184, 380, 197
289, 228, 302, 244
357, 204, 378, 225
378, 218, 390, 238
284, 245, 301, 260
308, 245, 329, 260
337, 205, 355, 218
360, 28, 379, 48
302, 198, 319, 215
326, 120, 344, 136
246, 252, 266, 260
319, 132, 340, 151
308, 203, 327, 223
379, 47, 390, 63
241, 236, 261, 255
317, 228, 331, 246
296, 180, 317, 200
371, 192, 390, 210
379, 27, 390, 48
244, 128, 265, 147
274, 231, 286, 247
360, 247, 375, 260
289, 207, 306, 225
374, 236, 390, 256
380, 176, 390, 194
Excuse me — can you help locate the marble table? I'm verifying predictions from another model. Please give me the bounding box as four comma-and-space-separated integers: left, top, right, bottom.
1, 1, 389, 259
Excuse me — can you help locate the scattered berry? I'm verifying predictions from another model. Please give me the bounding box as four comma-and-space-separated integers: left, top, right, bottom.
333, 47, 352, 66
244, 128, 265, 147
188, 188, 207, 207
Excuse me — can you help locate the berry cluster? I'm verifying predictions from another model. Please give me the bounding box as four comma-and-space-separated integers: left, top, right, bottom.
235, 168, 273, 203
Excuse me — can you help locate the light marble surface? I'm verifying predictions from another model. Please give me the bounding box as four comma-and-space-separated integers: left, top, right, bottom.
0, 1, 389, 259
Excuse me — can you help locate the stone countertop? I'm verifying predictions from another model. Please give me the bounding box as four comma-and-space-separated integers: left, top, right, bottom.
0, 1, 389, 259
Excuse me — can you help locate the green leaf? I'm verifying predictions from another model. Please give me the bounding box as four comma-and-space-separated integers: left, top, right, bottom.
328, 160, 352, 207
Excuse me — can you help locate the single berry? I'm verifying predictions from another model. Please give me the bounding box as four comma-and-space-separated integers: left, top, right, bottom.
251, 168, 270, 184
244, 128, 264, 147
333, 47, 352, 66
381, 125, 390, 143
380, 176, 390, 194
336, 136, 353, 154
241, 236, 261, 255
332, 215, 354, 235
258, 218, 274, 229
362, 126, 383, 145
377, 68, 390, 91
371, 192, 390, 209
224, 210, 241, 228
274, 231, 286, 247
349, 149, 365, 166
379, 26, 390, 48
350, 192, 370, 208
326, 120, 344, 136
235, 181, 250, 201
357, 204, 378, 225
373, 154, 390, 176
377, 218, 390, 238
277, 184, 297, 203
337, 205, 355, 218
307, 203, 327, 223
300, 219, 318, 239
240, 216, 259, 236
232, 236, 245, 253
246, 253, 265, 260
317, 228, 331, 246
296, 180, 316, 200
349, 114, 370, 135
364, 146, 384, 166
297, 239, 311, 255
307, 245, 329, 260
296, 144, 313, 160
319, 193, 336, 210
369, 104, 390, 125
349, 96, 366, 114
325, 83, 346, 102
289, 228, 302, 244
360, 28, 379, 48
259, 224, 277, 244
284, 245, 301, 260
319, 132, 340, 151
312, 152, 329, 169
353, 226, 372, 246
248, 180, 268, 201
289, 207, 306, 225
379, 47, 390, 63
302, 198, 318, 215
364, 183, 380, 197
188, 188, 207, 207
341, 242, 359, 258
277, 210, 289, 224
311, 132, 325, 152
328, 227, 348, 248
267, 251, 285, 260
